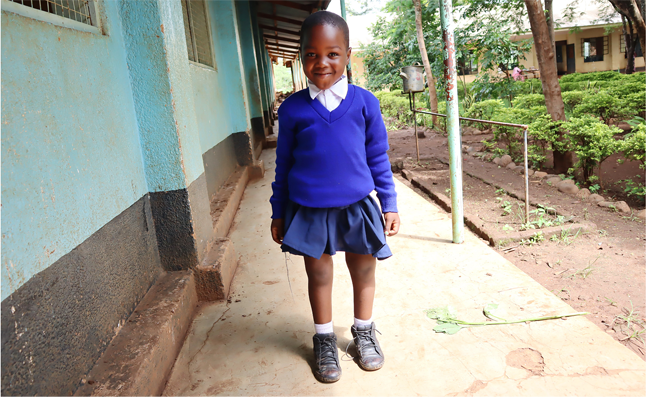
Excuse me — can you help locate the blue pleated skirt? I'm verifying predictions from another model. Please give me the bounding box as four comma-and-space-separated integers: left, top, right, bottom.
281, 195, 393, 260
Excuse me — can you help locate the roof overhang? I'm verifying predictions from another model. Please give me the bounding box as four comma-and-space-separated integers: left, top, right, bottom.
255, 0, 331, 62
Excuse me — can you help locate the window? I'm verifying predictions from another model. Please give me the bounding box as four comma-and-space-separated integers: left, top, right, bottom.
7, 0, 94, 25
581, 36, 608, 63
181, 0, 214, 68
620, 34, 643, 57
458, 52, 478, 76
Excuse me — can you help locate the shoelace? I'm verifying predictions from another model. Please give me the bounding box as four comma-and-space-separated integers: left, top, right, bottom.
343, 327, 382, 361
317, 337, 339, 367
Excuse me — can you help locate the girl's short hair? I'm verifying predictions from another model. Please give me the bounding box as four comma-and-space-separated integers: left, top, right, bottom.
300, 11, 350, 49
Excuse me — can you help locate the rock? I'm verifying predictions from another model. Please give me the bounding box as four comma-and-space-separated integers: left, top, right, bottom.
493, 157, 501, 165
576, 188, 591, 199
500, 155, 512, 167
558, 183, 579, 194
560, 179, 575, 185
526, 169, 535, 176
546, 176, 562, 186
637, 209, 646, 219
615, 201, 631, 213
471, 151, 480, 157
484, 153, 495, 161
467, 146, 476, 154
588, 194, 604, 203
506, 162, 517, 170
598, 201, 631, 213
534, 171, 547, 178
462, 145, 469, 153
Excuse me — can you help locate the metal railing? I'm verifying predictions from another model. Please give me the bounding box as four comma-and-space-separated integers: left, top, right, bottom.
407, 92, 531, 224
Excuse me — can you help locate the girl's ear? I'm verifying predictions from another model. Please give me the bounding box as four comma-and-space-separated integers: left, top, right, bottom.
346, 47, 352, 64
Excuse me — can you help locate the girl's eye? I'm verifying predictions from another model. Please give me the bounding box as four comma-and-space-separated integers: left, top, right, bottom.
306, 53, 316, 57
329, 52, 339, 57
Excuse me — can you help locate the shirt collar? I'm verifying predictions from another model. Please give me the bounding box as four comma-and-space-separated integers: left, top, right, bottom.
308, 75, 348, 100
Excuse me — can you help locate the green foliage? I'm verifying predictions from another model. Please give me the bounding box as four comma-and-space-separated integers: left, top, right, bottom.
376, 91, 412, 126
512, 94, 545, 109
620, 92, 647, 118
606, 82, 647, 97
564, 116, 623, 181
273, 65, 293, 92
617, 178, 646, 201
464, 99, 505, 129
572, 94, 623, 124
621, 123, 646, 167
560, 71, 627, 83
561, 91, 587, 113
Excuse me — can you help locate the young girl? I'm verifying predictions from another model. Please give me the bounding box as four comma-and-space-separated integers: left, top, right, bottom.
269, 11, 400, 383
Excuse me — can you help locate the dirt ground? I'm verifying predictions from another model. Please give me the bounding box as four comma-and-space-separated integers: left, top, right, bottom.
387, 125, 647, 359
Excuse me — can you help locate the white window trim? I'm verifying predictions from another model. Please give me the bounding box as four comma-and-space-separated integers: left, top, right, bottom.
1, 0, 101, 35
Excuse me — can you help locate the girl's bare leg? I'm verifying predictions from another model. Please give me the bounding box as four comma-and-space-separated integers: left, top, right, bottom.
304, 254, 334, 324
345, 252, 377, 320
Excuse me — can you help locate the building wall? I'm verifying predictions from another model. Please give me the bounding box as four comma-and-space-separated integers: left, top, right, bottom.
1, 1, 163, 395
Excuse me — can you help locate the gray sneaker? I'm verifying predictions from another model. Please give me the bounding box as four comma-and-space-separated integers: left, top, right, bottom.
350, 322, 384, 371
312, 332, 341, 383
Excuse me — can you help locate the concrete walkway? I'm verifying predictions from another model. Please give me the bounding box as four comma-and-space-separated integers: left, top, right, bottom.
163, 149, 645, 396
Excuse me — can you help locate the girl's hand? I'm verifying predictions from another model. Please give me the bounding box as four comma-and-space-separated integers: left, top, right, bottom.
271, 218, 285, 245
384, 212, 400, 236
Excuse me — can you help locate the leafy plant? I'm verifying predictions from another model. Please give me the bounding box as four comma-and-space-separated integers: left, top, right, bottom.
572, 94, 623, 125
621, 123, 646, 169
564, 116, 623, 182
425, 304, 588, 335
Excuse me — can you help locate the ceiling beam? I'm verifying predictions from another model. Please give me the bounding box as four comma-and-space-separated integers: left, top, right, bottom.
259, 24, 300, 37
268, 51, 296, 59
265, 41, 299, 50
264, 0, 312, 12
257, 12, 302, 26
266, 46, 299, 54
263, 34, 300, 44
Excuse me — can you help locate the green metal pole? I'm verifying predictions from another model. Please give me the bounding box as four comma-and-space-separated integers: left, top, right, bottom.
439, 0, 464, 244
340, 0, 353, 84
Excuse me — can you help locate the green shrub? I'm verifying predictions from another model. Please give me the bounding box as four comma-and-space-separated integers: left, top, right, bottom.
606, 82, 647, 97
464, 99, 506, 129
561, 91, 587, 113
620, 92, 647, 118
560, 71, 625, 83
515, 80, 543, 95
573, 94, 623, 124
564, 116, 623, 181
489, 108, 537, 160
512, 94, 545, 109
621, 123, 646, 168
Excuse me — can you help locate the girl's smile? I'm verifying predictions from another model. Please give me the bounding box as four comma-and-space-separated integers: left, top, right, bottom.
301, 24, 352, 90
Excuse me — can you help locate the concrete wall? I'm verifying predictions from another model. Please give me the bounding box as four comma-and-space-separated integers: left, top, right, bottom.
1, 0, 149, 301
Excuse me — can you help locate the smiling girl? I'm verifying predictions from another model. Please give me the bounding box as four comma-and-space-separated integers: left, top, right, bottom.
269, 11, 400, 383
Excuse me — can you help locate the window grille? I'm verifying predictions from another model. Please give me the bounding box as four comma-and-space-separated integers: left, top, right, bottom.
9, 0, 94, 26
621, 34, 643, 57
581, 36, 608, 62
181, 0, 214, 68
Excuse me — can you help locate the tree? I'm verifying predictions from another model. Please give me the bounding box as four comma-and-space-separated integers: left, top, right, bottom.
609, 0, 646, 60
413, 0, 438, 127
545, 0, 555, 65
524, 0, 573, 172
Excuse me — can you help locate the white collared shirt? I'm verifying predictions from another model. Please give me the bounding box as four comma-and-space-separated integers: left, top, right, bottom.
308, 75, 348, 112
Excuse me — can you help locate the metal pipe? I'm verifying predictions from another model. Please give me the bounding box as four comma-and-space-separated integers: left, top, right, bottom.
523, 128, 530, 223
340, 0, 353, 84
413, 93, 420, 162
440, 0, 464, 244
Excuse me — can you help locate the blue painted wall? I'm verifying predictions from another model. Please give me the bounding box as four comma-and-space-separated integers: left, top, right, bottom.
235, 1, 263, 120
1, 2, 148, 300
118, 0, 204, 191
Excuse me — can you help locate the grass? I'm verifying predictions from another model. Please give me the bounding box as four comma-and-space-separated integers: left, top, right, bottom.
569, 257, 600, 279
613, 302, 646, 346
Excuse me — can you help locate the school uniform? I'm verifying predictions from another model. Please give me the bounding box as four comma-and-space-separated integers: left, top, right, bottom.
270, 76, 397, 260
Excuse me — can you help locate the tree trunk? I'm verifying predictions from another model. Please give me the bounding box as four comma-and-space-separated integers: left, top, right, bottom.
413, 0, 438, 130
524, 0, 573, 172
545, 0, 556, 66
622, 14, 637, 74
611, 0, 646, 60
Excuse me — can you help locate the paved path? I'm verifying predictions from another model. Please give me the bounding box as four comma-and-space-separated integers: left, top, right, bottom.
164, 149, 645, 396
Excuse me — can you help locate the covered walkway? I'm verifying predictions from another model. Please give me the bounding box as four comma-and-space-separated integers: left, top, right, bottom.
163, 149, 645, 396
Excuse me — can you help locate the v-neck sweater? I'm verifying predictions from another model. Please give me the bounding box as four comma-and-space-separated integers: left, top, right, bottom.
270, 85, 398, 219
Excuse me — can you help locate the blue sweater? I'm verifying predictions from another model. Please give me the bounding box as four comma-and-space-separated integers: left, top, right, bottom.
270, 85, 397, 219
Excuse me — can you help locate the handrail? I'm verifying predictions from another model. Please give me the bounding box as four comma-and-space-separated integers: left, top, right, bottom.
407, 92, 531, 223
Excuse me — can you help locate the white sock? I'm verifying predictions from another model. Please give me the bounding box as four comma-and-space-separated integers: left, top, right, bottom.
354, 317, 373, 328
314, 321, 334, 334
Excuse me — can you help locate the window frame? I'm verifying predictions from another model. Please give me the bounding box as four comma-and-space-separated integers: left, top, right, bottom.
457, 51, 478, 76
581, 36, 608, 63
1, 0, 101, 34
182, 0, 216, 70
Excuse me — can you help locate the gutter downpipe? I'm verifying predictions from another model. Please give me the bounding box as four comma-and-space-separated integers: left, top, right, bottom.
340, 0, 353, 84
439, 0, 464, 244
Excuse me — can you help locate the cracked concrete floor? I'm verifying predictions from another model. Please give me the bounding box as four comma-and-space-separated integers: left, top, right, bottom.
163, 149, 645, 396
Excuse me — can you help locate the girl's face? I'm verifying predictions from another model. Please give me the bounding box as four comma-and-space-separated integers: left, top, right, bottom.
302, 24, 352, 90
